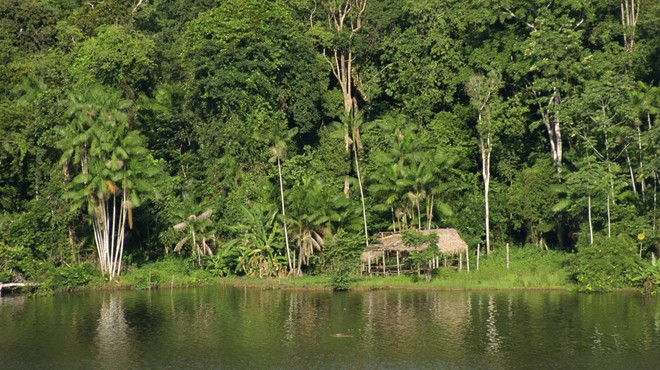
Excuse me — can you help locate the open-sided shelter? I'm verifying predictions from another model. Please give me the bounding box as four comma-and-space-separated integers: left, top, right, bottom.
361, 228, 469, 275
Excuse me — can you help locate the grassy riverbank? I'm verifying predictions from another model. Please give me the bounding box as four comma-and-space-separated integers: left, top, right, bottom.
2, 246, 577, 295
108, 247, 575, 291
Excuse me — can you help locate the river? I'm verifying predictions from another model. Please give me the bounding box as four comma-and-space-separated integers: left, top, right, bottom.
1, 287, 659, 369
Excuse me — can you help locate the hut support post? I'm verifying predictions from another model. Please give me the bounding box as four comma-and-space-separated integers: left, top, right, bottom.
396, 251, 400, 276
466, 248, 470, 273
506, 242, 510, 270
476, 243, 480, 270
382, 252, 386, 274
368, 256, 371, 276
459, 253, 463, 271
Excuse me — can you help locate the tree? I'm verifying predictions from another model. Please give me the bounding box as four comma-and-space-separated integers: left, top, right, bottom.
286, 176, 334, 276
620, 0, 640, 53
310, 0, 368, 116
69, 24, 155, 97
57, 85, 157, 279
254, 123, 298, 274
173, 209, 215, 268
466, 70, 502, 254
310, 1, 370, 247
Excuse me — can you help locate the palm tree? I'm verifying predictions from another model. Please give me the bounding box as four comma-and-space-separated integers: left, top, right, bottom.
254, 124, 298, 274
173, 209, 215, 268
287, 176, 333, 276
231, 203, 286, 277
58, 85, 156, 279
331, 113, 370, 247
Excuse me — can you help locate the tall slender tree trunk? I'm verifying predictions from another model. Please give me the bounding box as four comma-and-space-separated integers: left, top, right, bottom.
317, 0, 369, 247
652, 172, 657, 231
625, 148, 637, 194
277, 158, 293, 273
416, 198, 422, 231
427, 194, 434, 230
538, 88, 563, 178
588, 192, 594, 245
353, 140, 369, 248
621, 0, 640, 52
607, 193, 612, 238
637, 126, 646, 201
479, 129, 492, 254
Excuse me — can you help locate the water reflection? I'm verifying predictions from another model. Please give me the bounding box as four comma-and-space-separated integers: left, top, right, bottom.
96, 294, 130, 369
485, 294, 501, 354
2, 288, 660, 369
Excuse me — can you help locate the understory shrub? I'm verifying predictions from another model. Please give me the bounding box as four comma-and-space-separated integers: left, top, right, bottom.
0, 243, 39, 282
45, 262, 95, 290
572, 235, 642, 292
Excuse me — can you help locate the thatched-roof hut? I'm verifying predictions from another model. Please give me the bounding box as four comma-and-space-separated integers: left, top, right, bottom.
361, 229, 469, 275
369, 228, 468, 255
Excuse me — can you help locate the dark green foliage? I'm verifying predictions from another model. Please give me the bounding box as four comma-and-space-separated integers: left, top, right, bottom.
572, 235, 642, 292
630, 262, 660, 296
0, 0, 657, 289
323, 230, 364, 290
401, 230, 440, 282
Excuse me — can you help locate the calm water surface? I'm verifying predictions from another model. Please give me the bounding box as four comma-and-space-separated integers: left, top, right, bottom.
1, 287, 659, 369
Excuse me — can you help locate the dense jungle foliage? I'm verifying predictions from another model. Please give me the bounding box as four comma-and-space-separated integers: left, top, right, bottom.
0, 0, 658, 291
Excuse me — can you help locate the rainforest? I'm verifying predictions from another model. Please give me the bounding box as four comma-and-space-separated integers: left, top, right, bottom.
0, 0, 658, 293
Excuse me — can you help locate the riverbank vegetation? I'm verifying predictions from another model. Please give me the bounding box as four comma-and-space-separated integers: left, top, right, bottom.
0, 1, 659, 294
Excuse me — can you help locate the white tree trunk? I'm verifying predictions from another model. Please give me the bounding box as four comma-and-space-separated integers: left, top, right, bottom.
539, 88, 563, 177
480, 128, 492, 254
620, 0, 640, 52
277, 158, 293, 273
354, 141, 369, 248
588, 192, 593, 245
92, 193, 127, 280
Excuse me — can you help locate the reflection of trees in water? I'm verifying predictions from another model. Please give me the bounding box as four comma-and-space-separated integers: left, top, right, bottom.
361, 291, 418, 350
96, 294, 130, 369
284, 291, 327, 346
485, 294, 501, 354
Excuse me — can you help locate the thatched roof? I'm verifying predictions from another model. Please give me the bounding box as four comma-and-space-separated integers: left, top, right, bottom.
362, 229, 468, 260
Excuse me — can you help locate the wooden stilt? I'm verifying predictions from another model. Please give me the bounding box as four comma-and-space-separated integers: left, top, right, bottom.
396, 251, 400, 276
382, 252, 386, 274
459, 252, 463, 271
466, 247, 470, 273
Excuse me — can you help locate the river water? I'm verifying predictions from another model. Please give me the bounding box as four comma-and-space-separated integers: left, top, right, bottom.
1, 287, 659, 369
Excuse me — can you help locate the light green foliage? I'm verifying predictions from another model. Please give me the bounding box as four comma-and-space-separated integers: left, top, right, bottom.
45, 262, 95, 290
0, 243, 37, 282
57, 85, 158, 279
228, 204, 286, 277
69, 25, 155, 95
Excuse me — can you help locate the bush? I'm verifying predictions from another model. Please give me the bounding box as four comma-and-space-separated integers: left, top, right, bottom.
572, 235, 642, 292
0, 243, 39, 282
46, 263, 95, 290
322, 231, 363, 291
630, 254, 660, 296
